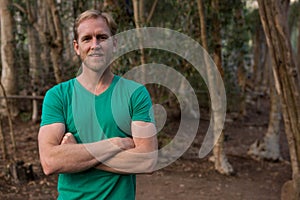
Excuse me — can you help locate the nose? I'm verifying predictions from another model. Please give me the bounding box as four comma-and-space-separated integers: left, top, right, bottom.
91, 37, 101, 50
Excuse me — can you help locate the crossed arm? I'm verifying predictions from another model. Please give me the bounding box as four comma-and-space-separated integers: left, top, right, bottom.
38, 121, 157, 175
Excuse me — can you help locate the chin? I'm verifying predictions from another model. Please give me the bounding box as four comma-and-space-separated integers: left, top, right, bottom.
84, 61, 109, 72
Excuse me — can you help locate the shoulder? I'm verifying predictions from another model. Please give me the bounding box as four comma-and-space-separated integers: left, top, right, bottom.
45, 79, 75, 99
112, 76, 151, 103
115, 75, 143, 88
49, 79, 75, 93
114, 75, 146, 94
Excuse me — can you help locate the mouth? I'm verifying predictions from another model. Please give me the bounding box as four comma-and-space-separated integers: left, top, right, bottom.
89, 54, 103, 57
89, 53, 103, 57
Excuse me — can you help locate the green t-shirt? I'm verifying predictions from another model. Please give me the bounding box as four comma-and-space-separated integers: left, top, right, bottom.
41, 75, 154, 200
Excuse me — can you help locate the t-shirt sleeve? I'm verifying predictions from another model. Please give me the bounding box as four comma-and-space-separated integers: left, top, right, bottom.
40, 86, 65, 126
130, 86, 155, 123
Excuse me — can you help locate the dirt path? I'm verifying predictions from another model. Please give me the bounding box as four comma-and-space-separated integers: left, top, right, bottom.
136, 157, 290, 200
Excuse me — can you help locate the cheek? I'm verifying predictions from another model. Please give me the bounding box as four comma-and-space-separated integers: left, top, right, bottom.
102, 42, 114, 53
77, 45, 89, 56
102, 39, 114, 48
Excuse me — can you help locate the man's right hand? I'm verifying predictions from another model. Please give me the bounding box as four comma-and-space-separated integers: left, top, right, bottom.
61, 133, 134, 151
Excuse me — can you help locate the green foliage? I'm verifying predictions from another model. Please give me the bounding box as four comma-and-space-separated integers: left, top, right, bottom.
19, 112, 32, 122
289, 1, 300, 52
5, 0, 278, 114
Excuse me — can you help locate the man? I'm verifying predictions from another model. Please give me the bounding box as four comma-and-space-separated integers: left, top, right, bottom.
38, 9, 157, 199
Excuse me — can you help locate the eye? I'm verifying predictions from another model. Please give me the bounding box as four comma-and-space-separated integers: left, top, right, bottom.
81, 36, 92, 42
97, 34, 109, 41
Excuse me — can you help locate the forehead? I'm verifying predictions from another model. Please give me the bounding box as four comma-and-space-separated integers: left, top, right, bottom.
77, 17, 111, 37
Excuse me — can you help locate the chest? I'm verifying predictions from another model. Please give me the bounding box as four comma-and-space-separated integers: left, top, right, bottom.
64, 90, 133, 142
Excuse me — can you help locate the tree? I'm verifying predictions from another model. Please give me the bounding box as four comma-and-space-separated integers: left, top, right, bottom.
46, 0, 64, 83
257, 0, 300, 199
0, 0, 18, 116
234, 2, 248, 117
247, 5, 282, 164
297, 12, 300, 71
132, 0, 146, 65
250, 12, 269, 94
25, 0, 42, 122
197, 0, 233, 175
248, 60, 282, 161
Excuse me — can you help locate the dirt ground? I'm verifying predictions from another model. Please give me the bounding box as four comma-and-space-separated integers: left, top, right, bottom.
0, 97, 291, 200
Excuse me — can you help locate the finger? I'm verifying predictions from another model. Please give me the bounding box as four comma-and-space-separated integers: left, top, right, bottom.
65, 133, 73, 137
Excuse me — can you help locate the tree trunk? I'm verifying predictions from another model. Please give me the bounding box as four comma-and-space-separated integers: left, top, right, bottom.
233, 3, 248, 117
25, 0, 54, 87
197, 0, 233, 175
297, 15, 300, 72
132, 0, 146, 65
252, 23, 269, 93
196, 0, 208, 51
138, 0, 145, 24
37, 0, 52, 87
258, 1, 300, 199
46, 0, 64, 83
211, 0, 233, 175
0, 116, 7, 160
132, 0, 146, 84
0, 80, 16, 156
25, 0, 41, 123
146, 0, 158, 24
211, 0, 224, 78
248, 75, 282, 161
0, 0, 18, 116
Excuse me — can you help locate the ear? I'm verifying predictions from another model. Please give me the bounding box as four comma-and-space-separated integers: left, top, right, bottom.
73, 40, 80, 55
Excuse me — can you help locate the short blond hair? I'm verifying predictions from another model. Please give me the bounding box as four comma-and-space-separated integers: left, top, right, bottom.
73, 9, 117, 41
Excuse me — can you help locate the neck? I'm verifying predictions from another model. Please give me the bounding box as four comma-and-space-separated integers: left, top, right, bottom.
76, 64, 114, 95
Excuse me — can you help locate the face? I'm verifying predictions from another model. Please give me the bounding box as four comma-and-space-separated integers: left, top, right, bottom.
73, 17, 115, 73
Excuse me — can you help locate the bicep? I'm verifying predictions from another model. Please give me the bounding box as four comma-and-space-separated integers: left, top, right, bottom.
131, 121, 157, 152
38, 123, 65, 150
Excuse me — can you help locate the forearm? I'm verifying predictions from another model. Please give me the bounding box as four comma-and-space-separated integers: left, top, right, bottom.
95, 149, 158, 174
95, 133, 158, 174
40, 138, 125, 175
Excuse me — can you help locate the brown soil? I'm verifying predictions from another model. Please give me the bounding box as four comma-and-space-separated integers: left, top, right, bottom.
0, 98, 291, 200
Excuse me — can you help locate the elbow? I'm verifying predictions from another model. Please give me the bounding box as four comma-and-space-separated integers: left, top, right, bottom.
143, 151, 158, 173
144, 161, 156, 174
42, 167, 54, 176
40, 157, 58, 176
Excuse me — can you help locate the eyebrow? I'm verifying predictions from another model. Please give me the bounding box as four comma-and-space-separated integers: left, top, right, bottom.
79, 31, 111, 40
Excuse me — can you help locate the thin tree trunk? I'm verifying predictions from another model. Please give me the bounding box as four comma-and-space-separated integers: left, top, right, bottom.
0, 80, 16, 156
0, 0, 18, 116
196, 0, 208, 51
139, 0, 145, 24
197, 0, 233, 175
233, 3, 248, 117
211, 0, 224, 77
0, 116, 7, 160
146, 0, 158, 24
38, 0, 52, 86
132, 0, 146, 85
252, 23, 268, 93
211, 0, 233, 175
46, 0, 64, 83
248, 72, 282, 161
297, 15, 300, 72
258, 1, 300, 199
261, 53, 271, 92
133, 0, 146, 66
29, 28, 40, 122
26, 0, 41, 123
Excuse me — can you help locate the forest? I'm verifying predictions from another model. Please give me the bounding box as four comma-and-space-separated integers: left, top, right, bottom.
0, 0, 300, 199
